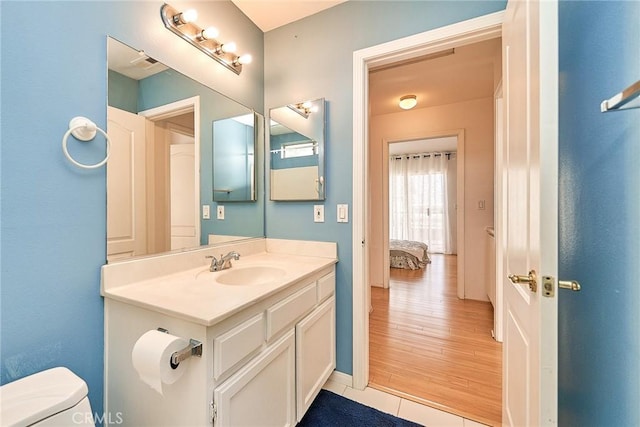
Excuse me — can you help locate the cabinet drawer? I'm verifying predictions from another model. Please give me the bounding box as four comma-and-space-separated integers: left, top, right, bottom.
316, 272, 335, 303
266, 282, 316, 341
214, 313, 265, 380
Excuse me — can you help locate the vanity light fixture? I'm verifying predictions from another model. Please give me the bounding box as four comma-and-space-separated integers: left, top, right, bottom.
160, 3, 251, 75
399, 94, 418, 110
287, 101, 316, 118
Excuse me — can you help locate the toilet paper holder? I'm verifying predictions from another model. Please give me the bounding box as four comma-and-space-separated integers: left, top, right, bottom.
157, 328, 203, 368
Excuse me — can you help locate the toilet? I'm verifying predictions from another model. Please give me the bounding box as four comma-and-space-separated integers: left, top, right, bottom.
0, 367, 95, 426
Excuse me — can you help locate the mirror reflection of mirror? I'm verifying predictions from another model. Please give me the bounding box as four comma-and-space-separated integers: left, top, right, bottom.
106, 37, 263, 262
213, 114, 256, 202
269, 98, 325, 201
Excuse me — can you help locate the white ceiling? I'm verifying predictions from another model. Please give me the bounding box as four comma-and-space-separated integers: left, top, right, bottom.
369, 38, 501, 116
231, 0, 348, 32
108, 38, 168, 80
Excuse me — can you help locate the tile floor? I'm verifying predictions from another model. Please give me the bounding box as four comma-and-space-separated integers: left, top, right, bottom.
322, 380, 489, 427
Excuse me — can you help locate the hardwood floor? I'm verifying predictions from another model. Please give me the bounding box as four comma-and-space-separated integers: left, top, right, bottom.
369, 254, 502, 426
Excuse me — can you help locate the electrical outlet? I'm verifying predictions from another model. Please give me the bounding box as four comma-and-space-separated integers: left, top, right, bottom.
217, 205, 225, 220
314, 205, 324, 223
202, 205, 210, 219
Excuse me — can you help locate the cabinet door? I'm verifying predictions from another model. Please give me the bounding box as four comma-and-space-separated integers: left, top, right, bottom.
214, 330, 295, 427
296, 296, 336, 421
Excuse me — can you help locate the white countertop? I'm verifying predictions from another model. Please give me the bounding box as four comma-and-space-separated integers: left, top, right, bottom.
103, 251, 336, 326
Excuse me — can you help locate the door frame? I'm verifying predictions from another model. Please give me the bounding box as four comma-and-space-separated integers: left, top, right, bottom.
381, 130, 465, 293
139, 96, 201, 250
351, 11, 504, 390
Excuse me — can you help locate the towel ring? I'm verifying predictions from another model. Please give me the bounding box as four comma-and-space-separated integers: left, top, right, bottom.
62, 116, 111, 169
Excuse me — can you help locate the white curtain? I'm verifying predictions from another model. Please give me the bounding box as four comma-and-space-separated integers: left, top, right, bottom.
389, 152, 457, 254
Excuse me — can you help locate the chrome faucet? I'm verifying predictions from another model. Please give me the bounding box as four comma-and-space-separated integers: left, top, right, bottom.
206, 251, 241, 272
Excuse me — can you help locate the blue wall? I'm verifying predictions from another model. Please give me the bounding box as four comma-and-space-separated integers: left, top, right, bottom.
558, 1, 640, 425
0, 1, 263, 420
108, 70, 139, 113
264, 0, 507, 374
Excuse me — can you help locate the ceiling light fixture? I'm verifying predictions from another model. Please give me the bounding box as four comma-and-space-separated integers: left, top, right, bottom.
160, 3, 251, 75
399, 95, 417, 110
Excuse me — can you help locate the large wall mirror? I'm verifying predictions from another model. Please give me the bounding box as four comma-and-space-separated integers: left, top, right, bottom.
106, 37, 264, 262
269, 98, 325, 201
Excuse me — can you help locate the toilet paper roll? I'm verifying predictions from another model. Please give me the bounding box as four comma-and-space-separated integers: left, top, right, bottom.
131, 330, 190, 394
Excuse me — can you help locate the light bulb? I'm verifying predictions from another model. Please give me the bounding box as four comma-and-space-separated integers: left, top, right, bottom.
222, 42, 237, 53
201, 26, 219, 40
173, 8, 198, 25
181, 9, 198, 23
236, 54, 252, 65
215, 42, 237, 55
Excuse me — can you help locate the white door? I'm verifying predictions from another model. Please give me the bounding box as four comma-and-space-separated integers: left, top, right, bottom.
106, 107, 147, 261
169, 136, 197, 250
502, 0, 558, 425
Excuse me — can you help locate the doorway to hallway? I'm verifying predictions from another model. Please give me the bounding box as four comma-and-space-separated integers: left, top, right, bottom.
369, 254, 501, 425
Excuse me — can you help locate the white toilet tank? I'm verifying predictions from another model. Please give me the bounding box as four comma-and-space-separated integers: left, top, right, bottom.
0, 367, 95, 427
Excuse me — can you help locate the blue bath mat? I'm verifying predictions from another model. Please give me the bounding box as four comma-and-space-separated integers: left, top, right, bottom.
297, 389, 423, 427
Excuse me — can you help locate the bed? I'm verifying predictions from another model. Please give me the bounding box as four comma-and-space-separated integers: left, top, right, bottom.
389, 239, 431, 270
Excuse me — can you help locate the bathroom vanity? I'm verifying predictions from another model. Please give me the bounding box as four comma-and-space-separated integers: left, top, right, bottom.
102, 238, 337, 426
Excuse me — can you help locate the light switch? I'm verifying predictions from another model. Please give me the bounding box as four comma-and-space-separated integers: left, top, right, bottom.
314, 205, 324, 223
202, 205, 210, 219
337, 204, 349, 223
217, 205, 225, 220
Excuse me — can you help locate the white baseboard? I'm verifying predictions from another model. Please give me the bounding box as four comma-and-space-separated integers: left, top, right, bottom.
328, 370, 353, 387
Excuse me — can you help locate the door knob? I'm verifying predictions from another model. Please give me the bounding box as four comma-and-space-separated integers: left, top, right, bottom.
508, 270, 537, 293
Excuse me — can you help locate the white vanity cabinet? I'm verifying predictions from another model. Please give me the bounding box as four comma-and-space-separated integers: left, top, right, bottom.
104, 257, 336, 427
211, 270, 336, 427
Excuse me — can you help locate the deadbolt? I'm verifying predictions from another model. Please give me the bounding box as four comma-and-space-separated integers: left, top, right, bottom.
508, 270, 537, 293
559, 280, 581, 291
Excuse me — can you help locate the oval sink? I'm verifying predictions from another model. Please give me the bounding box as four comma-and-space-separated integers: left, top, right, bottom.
215, 266, 286, 286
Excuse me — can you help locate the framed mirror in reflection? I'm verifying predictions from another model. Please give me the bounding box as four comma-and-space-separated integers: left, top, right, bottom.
269, 98, 325, 201
213, 113, 258, 202
106, 37, 264, 262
